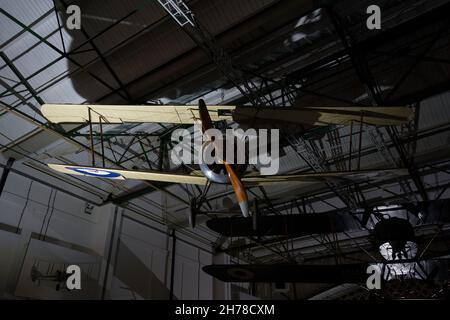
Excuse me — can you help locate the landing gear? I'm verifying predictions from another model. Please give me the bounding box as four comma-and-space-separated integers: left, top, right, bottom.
252, 199, 260, 239
189, 197, 199, 229
189, 180, 212, 229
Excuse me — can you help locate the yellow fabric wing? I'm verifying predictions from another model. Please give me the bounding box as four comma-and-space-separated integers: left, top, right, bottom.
41, 104, 234, 124
241, 169, 409, 186
47, 164, 207, 185
41, 104, 412, 126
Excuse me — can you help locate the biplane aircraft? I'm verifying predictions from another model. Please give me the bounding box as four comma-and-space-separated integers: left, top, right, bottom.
40, 100, 412, 222
31, 266, 71, 291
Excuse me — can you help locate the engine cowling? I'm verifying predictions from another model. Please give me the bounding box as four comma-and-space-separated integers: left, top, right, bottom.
198, 141, 248, 184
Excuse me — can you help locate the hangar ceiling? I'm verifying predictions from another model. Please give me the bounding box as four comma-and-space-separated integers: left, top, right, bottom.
1, 0, 450, 295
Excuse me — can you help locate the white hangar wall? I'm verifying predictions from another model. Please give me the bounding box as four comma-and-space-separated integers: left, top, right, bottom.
110, 214, 214, 299
0, 153, 218, 300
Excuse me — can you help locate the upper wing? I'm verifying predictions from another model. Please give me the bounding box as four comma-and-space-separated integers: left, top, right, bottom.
40, 104, 234, 124
41, 104, 412, 126
47, 164, 207, 185
241, 169, 409, 186
233, 106, 414, 126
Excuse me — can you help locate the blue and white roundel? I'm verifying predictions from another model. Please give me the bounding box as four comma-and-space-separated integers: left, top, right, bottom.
67, 167, 122, 178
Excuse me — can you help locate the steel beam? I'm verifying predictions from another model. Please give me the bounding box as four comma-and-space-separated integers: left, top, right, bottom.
0, 158, 15, 197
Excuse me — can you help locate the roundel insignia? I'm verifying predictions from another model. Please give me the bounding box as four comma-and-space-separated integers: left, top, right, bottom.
66, 167, 122, 178
226, 267, 255, 281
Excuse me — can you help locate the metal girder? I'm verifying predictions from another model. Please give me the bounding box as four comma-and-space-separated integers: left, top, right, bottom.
0, 7, 142, 105
156, 1, 363, 212
52, 0, 66, 54
57, 0, 133, 102
0, 55, 189, 206
0, 8, 128, 101
0, 27, 163, 182
285, 135, 358, 209
0, 52, 44, 113
384, 20, 450, 103
0, 157, 15, 197
157, 0, 272, 106
0, 4, 145, 168
326, 5, 428, 202
256, 160, 450, 219
94, 2, 315, 105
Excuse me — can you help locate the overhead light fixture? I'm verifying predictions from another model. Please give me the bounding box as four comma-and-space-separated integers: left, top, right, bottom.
374, 217, 419, 279
374, 217, 417, 261
378, 241, 418, 261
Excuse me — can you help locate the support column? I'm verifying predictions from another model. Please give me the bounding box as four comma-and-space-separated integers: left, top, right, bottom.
0, 158, 15, 198
100, 205, 123, 300
169, 229, 176, 300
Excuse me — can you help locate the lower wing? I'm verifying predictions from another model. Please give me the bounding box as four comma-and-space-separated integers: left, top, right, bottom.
47, 164, 407, 186
47, 164, 207, 185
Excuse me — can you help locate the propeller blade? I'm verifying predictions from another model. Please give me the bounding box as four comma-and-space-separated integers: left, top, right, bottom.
198, 99, 250, 218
